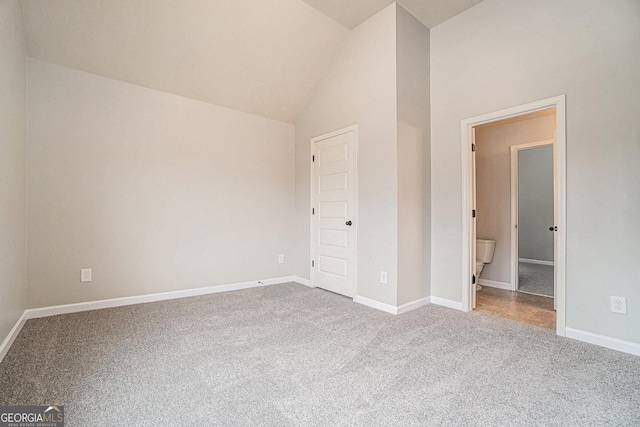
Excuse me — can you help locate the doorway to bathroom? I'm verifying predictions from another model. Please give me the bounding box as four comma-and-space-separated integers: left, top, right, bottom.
460, 96, 566, 336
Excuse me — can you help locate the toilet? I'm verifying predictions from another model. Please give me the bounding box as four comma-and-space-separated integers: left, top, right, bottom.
475, 238, 496, 290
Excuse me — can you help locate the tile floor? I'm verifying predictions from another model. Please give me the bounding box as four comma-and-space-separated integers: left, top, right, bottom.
475, 286, 556, 330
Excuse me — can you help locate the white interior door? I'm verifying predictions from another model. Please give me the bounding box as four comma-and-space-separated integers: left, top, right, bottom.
553, 131, 558, 310
471, 128, 477, 309
510, 145, 520, 292
311, 128, 357, 298
511, 140, 555, 298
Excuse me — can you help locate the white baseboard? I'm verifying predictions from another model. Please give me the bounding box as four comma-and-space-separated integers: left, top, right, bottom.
565, 328, 640, 357
355, 295, 435, 316
1, 276, 307, 362
397, 297, 431, 314
25, 276, 296, 319
430, 296, 463, 311
260, 276, 296, 286
354, 295, 398, 315
0, 311, 28, 364
478, 279, 512, 290
293, 276, 311, 287
519, 258, 554, 266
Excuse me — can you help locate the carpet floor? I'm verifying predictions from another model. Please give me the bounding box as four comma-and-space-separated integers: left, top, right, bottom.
518, 262, 554, 297
1, 283, 639, 426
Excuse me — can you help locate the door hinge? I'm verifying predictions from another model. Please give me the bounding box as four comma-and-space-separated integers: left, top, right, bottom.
312, 155, 315, 162
472, 209, 476, 218
312, 208, 315, 215
471, 143, 476, 152
311, 260, 315, 267
472, 274, 476, 285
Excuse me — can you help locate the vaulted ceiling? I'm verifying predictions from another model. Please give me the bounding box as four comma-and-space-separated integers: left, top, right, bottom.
19, 0, 483, 123
300, 0, 483, 29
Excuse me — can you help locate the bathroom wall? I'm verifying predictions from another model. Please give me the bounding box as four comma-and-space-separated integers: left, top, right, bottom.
518, 146, 554, 263
475, 114, 555, 286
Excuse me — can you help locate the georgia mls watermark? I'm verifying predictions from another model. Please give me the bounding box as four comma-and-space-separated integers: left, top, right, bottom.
0, 406, 64, 427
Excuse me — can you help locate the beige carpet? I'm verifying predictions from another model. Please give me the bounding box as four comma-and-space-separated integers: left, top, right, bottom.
1, 283, 639, 426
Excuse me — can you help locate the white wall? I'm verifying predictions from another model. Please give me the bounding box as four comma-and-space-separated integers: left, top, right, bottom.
0, 0, 27, 344
294, 4, 398, 305
27, 59, 295, 309
295, 4, 430, 308
475, 115, 555, 284
518, 146, 554, 263
431, 0, 640, 343
396, 5, 430, 306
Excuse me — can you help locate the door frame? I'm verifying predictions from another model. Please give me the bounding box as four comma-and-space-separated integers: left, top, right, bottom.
309, 125, 359, 296
460, 95, 566, 336
510, 140, 555, 295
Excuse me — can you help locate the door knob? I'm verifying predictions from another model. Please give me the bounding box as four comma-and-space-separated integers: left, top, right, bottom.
549, 226, 557, 231
345, 220, 353, 226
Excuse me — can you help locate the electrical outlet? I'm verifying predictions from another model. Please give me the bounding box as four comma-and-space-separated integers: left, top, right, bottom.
80, 268, 92, 283
380, 271, 387, 284
611, 296, 627, 314
278, 254, 284, 264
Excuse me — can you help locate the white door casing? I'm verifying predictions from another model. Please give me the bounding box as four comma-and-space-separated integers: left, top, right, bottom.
310, 126, 358, 298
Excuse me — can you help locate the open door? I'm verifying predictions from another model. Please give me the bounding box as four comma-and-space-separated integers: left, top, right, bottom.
552, 131, 558, 310
471, 127, 477, 309
511, 140, 555, 301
